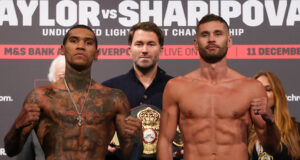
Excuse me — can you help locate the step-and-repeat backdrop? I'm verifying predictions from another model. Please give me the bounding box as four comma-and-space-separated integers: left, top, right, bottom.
0, 0, 299, 159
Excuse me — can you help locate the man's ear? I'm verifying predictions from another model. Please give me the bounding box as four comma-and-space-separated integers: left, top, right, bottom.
128, 46, 132, 57
193, 38, 198, 50
61, 45, 65, 55
94, 49, 99, 61
227, 36, 233, 48
159, 46, 163, 58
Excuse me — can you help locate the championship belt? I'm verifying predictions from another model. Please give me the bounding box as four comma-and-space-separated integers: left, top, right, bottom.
110, 104, 184, 157
131, 104, 161, 156
258, 152, 274, 160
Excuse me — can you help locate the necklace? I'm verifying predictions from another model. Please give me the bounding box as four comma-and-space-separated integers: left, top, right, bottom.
63, 77, 92, 126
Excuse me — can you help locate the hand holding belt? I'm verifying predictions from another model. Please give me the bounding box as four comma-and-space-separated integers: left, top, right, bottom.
111, 104, 184, 157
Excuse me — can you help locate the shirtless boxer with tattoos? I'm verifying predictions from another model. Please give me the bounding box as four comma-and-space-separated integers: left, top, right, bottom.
4, 25, 136, 160
157, 14, 281, 160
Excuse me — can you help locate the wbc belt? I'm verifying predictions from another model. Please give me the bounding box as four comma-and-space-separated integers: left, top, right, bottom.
131, 104, 161, 156
111, 104, 183, 157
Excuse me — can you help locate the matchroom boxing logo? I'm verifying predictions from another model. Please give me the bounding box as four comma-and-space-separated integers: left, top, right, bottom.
0, 95, 13, 102
286, 93, 300, 102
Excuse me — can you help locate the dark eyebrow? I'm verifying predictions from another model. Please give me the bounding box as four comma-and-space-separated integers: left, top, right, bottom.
68, 36, 78, 39
148, 40, 156, 43
214, 30, 223, 33
200, 31, 209, 35
200, 29, 224, 34
68, 36, 95, 42
134, 40, 143, 44
85, 37, 95, 42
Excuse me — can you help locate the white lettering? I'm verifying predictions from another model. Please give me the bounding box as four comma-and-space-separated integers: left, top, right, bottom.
187, 1, 208, 26
118, 1, 139, 27
286, 94, 300, 102
265, 0, 287, 26
42, 28, 102, 36
210, 0, 219, 15
172, 28, 196, 36
109, 9, 117, 19
42, 28, 69, 36
141, 1, 162, 25
243, 0, 264, 26
40, 0, 54, 26
105, 28, 128, 36
229, 28, 244, 36
56, 0, 77, 27
101, 9, 118, 19
0, 148, 6, 156
164, 1, 186, 26
0, 0, 18, 26
221, 0, 241, 25
17, 0, 38, 26
163, 28, 169, 36
79, 1, 100, 26
0, 96, 13, 102
0, 0, 299, 27
102, 9, 111, 19
286, 0, 300, 26
93, 29, 102, 36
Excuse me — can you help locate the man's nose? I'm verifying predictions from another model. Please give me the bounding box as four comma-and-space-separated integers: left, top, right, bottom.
77, 40, 86, 49
208, 34, 216, 42
142, 45, 148, 53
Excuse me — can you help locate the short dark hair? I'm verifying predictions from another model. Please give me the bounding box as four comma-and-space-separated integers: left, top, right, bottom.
63, 25, 98, 49
128, 22, 164, 47
196, 14, 229, 35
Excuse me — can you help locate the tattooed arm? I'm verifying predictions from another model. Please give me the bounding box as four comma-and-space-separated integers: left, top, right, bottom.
124, 116, 143, 160
4, 89, 41, 157
113, 89, 135, 159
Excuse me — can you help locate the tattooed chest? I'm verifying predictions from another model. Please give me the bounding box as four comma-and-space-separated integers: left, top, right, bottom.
44, 95, 116, 127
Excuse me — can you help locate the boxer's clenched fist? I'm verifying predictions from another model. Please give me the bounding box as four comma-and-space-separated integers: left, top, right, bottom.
251, 97, 274, 124
124, 116, 142, 141
15, 104, 40, 129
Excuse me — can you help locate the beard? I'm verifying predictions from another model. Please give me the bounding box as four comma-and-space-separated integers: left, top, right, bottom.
135, 61, 156, 74
198, 45, 228, 64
